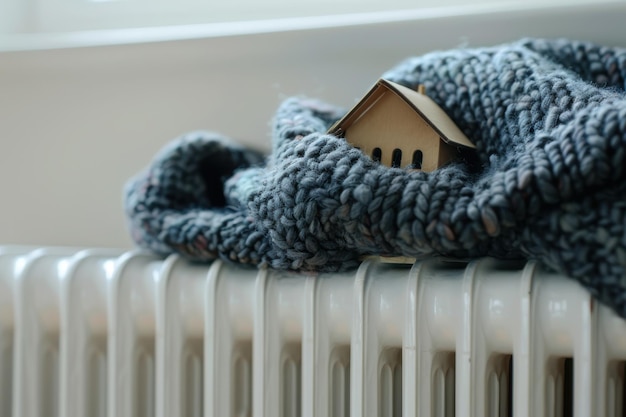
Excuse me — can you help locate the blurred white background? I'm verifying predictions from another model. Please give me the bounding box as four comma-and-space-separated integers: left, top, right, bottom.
0, 0, 614, 33
0, 0, 625, 249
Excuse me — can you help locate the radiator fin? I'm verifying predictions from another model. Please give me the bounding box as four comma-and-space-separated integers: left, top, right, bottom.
86, 344, 107, 417
330, 349, 350, 417
486, 354, 511, 417
379, 348, 402, 417
432, 352, 455, 417
41, 341, 59, 417
606, 361, 625, 417
183, 350, 202, 417
134, 346, 155, 417
281, 346, 301, 417
233, 346, 252, 417
0, 338, 12, 417
0, 249, 14, 417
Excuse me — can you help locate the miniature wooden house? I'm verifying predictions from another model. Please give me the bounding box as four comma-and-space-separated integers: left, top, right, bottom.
328, 79, 475, 172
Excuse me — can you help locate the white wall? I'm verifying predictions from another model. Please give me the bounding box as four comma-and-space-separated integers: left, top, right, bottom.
0, 0, 608, 33
1, 1, 625, 249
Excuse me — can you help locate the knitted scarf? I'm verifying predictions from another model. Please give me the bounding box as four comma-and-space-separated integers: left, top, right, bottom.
125, 38, 626, 318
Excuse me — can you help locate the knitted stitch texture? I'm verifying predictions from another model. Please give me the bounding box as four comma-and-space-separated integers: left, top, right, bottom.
125, 38, 626, 318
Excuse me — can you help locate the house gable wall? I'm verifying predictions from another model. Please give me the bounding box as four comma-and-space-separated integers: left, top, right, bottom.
438, 142, 460, 168
344, 90, 442, 171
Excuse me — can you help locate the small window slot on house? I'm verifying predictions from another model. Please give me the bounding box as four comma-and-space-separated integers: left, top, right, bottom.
412, 150, 423, 169
372, 148, 382, 163
391, 149, 402, 167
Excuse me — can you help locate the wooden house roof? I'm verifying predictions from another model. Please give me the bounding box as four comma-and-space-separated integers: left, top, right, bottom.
329, 79, 475, 149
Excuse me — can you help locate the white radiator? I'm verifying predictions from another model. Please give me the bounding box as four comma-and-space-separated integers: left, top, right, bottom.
1, 246, 626, 417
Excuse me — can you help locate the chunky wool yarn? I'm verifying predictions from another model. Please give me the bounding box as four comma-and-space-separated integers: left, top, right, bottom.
125, 38, 626, 318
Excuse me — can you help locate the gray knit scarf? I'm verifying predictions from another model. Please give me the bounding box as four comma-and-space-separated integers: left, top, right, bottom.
125, 38, 626, 318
